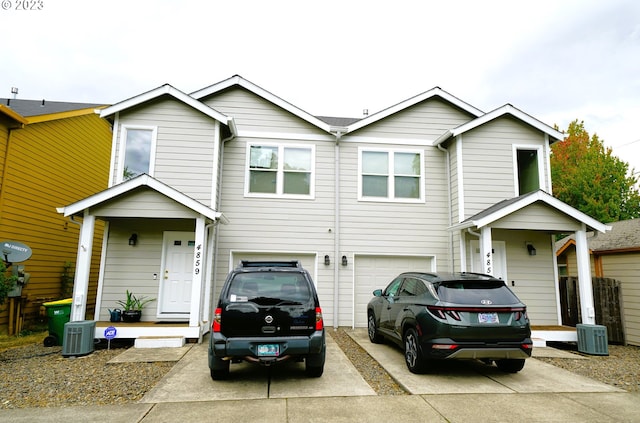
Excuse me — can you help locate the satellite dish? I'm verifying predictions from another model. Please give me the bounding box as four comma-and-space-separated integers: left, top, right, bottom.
1, 240, 32, 263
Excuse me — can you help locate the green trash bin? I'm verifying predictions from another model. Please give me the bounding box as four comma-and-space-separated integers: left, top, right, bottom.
42, 298, 72, 347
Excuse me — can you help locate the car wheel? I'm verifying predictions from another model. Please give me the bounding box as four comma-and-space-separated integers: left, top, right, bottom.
210, 356, 230, 380
368, 312, 383, 344
404, 328, 427, 374
495, 359, 526, 373
305, 350, 325, 378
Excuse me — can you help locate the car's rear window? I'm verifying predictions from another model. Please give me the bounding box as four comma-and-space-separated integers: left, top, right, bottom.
436, 280, 520, 305
228, 272, 311, 303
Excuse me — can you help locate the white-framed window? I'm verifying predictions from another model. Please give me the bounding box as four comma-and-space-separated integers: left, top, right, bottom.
358, 147, 424, 202
513, 145, 544, 196
119, 125, 157, 181
245, 143, 315, 198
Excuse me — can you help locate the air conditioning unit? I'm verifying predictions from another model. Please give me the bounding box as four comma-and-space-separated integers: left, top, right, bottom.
62, 320, 96, 357
576, 324, 609, 356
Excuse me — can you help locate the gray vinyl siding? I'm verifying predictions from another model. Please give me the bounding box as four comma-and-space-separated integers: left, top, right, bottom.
214, 135, 337, 323
114, 98, 219, 205
492, 203, 583, 232
92, 189, 201, 219
601, 253, 640, 346
201, 88, 325, 135
350, 98, 473, 140
461, 117, 549, 218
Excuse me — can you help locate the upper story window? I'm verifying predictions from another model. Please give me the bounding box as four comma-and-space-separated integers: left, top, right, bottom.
359, 148, 424, 202
121, 126, 157, 181
246, 143, 314, 198
514, 145, 543, 195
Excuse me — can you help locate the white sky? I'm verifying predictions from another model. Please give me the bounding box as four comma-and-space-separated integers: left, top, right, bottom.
2, 0, 639, 174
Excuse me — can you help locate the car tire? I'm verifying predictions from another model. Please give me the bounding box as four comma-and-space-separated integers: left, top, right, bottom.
305, 350, 325, 378
368, 312, 383, 344
210, 356, 230, 380
404, 328, 427, 374
495, 359, 526, 373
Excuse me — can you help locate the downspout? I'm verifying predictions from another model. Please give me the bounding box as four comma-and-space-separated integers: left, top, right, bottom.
331, 128, 346, 329
437, 143, 454, 272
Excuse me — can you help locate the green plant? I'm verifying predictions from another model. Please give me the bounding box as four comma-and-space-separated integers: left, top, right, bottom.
0, 261, 18, 307
116, 290, 156, 311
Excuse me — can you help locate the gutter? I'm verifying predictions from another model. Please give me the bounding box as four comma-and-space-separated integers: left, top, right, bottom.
330, 126, 347, 329
436, 143, 454, 272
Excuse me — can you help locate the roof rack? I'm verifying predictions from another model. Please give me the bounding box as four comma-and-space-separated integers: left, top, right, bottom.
237, 260, 302, 269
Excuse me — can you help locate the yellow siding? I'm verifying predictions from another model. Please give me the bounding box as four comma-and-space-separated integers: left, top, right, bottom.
0, 113, 112, 332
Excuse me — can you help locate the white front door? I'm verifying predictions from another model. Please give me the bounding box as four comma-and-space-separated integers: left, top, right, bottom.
160, 232, 195, 314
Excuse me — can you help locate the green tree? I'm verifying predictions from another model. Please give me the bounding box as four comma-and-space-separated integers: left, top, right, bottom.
551, 120, 640, 223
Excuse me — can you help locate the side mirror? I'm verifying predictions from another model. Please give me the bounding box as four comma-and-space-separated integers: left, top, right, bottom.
373, 289, 383, 297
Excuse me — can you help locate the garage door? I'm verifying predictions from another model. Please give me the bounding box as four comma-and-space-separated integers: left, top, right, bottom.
231, 252, 317, 282
354, 255, 433, 327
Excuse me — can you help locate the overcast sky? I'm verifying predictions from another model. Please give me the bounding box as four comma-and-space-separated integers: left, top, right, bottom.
2, 0, 639, 174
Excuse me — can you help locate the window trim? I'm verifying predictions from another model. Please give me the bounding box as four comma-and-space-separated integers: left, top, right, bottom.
118, 125, 158, 183
244, 142, 316, 199
358, 147, 425, 203
512, 144, 545, 196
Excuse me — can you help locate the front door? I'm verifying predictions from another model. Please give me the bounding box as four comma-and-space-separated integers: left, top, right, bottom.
159, 232, 195, 315
470, 240, 507, 280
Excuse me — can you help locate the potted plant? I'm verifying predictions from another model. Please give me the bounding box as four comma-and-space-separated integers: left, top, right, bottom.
116, 290, 155, 322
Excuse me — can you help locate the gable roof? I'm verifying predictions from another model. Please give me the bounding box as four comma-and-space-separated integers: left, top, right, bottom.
450, 190, 611, 233
434, 104, 565, 146
1, 98, 105, 117
191, 75, 333, 133
57, 174, 225, 222
346, 87, 484, 133
99, 84, 237, 136
557, 218, 640, 253
0, 104, 28, 125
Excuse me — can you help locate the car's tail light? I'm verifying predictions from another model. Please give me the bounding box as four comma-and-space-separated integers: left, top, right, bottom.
514, 309, 529, 321
522, 343, 533, 350
212, 307, 222, 333
426, 305, 462, 321
432, 343, 458, 350
315, 307, 324, 331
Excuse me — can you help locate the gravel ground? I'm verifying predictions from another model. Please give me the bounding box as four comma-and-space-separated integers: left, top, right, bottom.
1, 329, 638, 409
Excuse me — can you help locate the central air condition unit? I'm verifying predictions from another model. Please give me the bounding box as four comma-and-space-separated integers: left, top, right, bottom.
576, 324, 609, 356
62, 320, 96, 357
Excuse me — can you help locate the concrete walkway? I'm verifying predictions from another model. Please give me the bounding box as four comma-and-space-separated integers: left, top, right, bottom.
1, 329, 639, 422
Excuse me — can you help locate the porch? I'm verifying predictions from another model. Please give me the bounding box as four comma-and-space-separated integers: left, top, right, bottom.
94, 321, 207, 345
531, 325, 577, 347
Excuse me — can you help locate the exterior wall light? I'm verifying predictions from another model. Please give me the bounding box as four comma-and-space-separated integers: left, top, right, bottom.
129, 233, 138, 246
324, 255, 330, 266
342, 255, 348, 266
526, 243, 536, 256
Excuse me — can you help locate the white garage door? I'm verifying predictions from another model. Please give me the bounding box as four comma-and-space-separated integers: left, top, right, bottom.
354, 255, 434, 327
232, 252, 317, 282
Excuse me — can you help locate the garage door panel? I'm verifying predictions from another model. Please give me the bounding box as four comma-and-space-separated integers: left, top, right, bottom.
354, 256, 433, 327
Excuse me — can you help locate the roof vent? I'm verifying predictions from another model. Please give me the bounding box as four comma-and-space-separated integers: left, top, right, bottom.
363, 109, 368, 116
41, 99, 46, 107
11, 87, 18, 99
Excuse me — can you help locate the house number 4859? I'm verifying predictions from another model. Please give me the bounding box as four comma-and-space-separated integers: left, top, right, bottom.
194, 244, 202, 275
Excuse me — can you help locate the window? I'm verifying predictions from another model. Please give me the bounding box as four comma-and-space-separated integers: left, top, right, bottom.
246, 144, 314, 197
514, 146, 543, 195
360, 148, 423, 201
121, 126, 156, 181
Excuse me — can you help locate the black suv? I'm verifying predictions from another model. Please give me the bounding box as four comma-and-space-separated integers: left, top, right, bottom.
367, 272, 533, 374
208, 261, 326, 380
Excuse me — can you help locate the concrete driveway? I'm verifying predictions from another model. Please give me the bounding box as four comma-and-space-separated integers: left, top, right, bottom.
346, 328, 622, 395
137, 334, 376, 403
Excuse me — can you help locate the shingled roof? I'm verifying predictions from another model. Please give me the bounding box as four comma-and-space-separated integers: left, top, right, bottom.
0, 98, 105, 117
557, 218, 640, 252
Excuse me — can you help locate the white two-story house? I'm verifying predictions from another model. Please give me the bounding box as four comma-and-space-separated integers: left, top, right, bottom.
57, 75, 609, 345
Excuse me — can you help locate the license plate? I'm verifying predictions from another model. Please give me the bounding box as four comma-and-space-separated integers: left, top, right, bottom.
478, 312, 499, 324
257, 344, 279, 357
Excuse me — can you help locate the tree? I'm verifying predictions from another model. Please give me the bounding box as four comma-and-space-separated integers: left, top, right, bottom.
551, 120, 640, 223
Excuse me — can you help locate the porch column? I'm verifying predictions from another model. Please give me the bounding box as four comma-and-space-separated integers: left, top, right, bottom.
70, 211, 95, 322
575, 226, 596, 325
189, 216, 206, 327
480, 226, 493, 276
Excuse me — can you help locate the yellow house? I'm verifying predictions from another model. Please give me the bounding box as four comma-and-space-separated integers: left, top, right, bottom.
0, 98, 112, 334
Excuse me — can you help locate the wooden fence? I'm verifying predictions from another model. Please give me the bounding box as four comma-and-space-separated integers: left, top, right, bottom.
558, 276, 625, 344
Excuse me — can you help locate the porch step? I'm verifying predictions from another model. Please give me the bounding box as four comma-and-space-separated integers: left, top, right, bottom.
134, 336, 186, 348
532, 337, 547, 348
